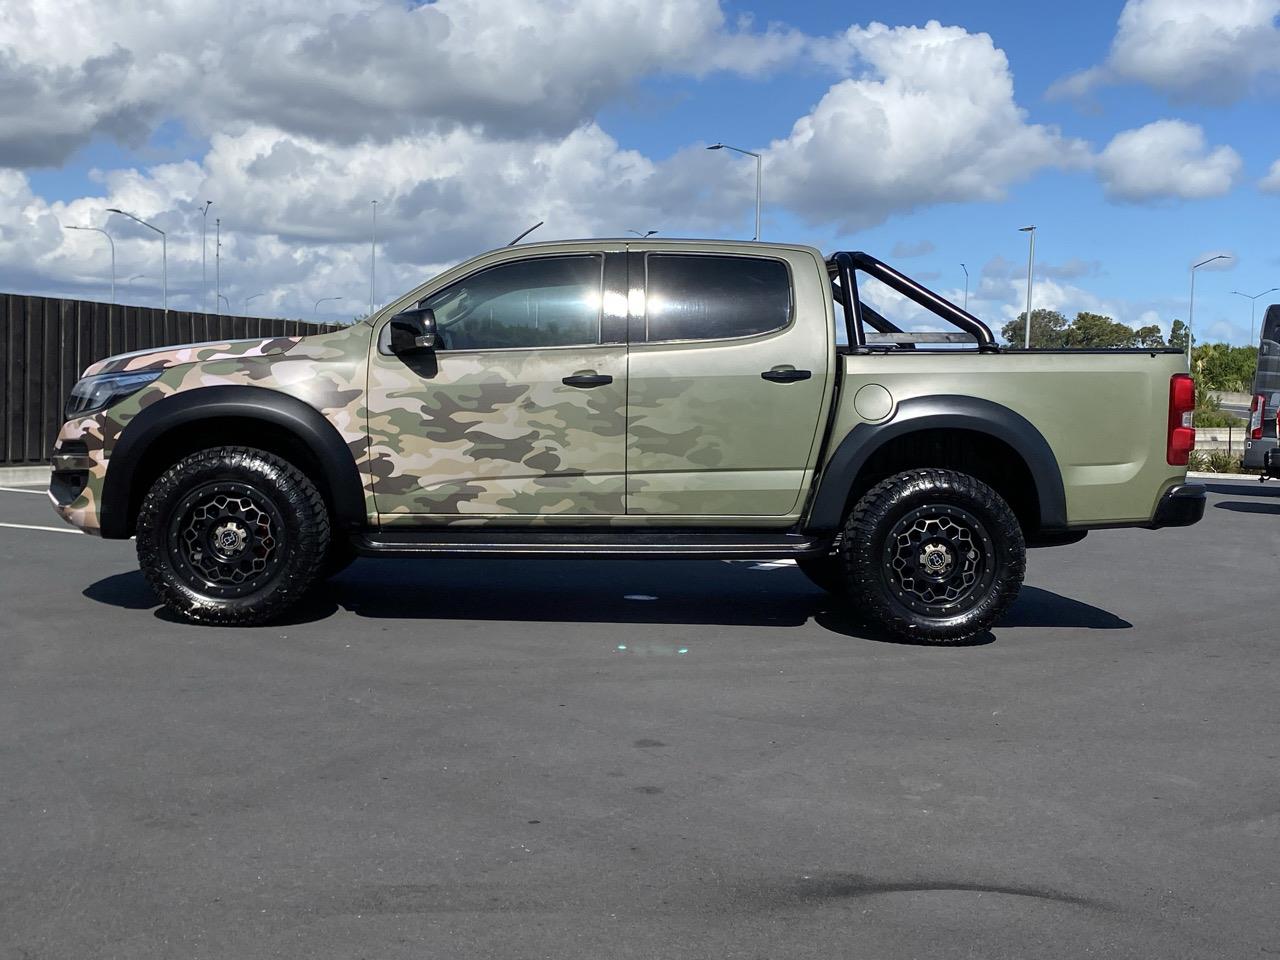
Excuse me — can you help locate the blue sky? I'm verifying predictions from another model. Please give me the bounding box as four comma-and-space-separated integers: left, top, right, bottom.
2, 0, 1278, 340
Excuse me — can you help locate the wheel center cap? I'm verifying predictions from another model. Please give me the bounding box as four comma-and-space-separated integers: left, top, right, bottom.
919, 542, 953, 576
213, 521, 248, 555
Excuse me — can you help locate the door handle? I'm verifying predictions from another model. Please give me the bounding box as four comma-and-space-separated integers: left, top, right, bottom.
562, 372, 614, 388
761, 367, 812, 383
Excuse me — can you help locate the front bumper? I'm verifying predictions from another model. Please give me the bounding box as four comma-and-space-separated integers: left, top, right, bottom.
1147, 483, 1206, 529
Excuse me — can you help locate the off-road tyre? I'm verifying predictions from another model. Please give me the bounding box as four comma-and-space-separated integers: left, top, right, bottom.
136, 446, 330, 626
839, 468, 1025, 644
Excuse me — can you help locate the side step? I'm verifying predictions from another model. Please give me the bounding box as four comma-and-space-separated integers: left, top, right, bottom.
354, 528, 829, 560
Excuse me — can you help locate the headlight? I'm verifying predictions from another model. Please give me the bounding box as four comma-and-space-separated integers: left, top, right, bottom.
64, 371, 163, 420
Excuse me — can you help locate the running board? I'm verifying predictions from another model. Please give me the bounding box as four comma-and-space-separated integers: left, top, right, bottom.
354, 529, 829, 560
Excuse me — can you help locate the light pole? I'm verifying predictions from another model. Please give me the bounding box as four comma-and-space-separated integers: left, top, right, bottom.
218, 293, 230, 314
200, 201, 213, 312
1189, 254, 1231, 363
64, 225, 115, 304
244, 293, 265, 314
707, 143, 761, 241
369, 200, 378, 318
1231, 288, 1278, 343
314, 296, 344, 318
961, 262, 969, 312
215, 218, 221, 315
125, 274, 148, 286
107, 208, 166, 311
1019, 226, 1036, 349
628, 229, 657, 238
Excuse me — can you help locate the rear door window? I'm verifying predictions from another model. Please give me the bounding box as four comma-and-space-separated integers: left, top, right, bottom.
644, 254, 791, 342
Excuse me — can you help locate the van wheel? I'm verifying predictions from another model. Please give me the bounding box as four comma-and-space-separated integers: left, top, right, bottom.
136, 446, 329, 626
839, 469, 1025, 644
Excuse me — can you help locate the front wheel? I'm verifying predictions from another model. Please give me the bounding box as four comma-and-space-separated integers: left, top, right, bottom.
839, 468, 1025, 644
136, 446, 330, 625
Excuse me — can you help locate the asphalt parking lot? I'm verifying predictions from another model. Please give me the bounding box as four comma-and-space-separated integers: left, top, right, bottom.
1, 479, 1277, 959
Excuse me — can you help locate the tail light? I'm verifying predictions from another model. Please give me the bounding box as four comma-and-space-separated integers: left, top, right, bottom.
1250, 393, 1266, 441
1167, 374, 1195, 466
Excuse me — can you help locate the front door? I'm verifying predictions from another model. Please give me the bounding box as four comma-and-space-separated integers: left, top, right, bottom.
367, 253, 628, 521
625, 249, 831, 517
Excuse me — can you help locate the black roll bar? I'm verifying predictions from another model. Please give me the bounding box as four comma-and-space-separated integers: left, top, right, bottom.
827, 251, 998, 353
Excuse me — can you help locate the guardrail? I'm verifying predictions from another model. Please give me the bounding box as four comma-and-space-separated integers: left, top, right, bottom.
1, 293, 340, 466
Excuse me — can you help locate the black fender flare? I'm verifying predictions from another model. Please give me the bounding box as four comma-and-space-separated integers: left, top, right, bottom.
99, 385, 365, 539
804, 395, 1068, 534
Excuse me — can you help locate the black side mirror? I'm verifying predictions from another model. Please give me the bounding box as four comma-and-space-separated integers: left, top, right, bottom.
388, 307, 438, 354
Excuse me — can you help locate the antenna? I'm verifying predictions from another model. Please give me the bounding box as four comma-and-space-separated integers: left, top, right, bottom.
508, 221, 544, 246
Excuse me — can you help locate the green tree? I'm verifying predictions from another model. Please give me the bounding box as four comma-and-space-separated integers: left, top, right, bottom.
1064, 311, 1145, 348
1001, 309, 1068, 349
1168, 319, 1189, 352
1192, 343, 1257, 391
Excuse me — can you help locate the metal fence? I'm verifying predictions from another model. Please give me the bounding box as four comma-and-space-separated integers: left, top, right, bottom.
1, 293, 341, 466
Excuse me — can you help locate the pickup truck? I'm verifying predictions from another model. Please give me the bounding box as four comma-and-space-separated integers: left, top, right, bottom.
50, 239, 1206, 642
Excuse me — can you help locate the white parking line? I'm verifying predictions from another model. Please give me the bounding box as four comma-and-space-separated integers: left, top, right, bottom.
0, 487, 47, 495
0, 521, 79, 535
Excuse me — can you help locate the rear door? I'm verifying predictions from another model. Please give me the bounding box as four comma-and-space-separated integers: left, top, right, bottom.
367, 251, 629, 521
624, 247, 832, 517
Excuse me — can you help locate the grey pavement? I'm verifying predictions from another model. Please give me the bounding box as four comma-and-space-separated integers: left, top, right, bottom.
1, 481, 1278, 959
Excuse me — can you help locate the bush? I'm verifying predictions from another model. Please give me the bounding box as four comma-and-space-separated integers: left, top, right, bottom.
1188, 450, 1254, 474
1194, 407, 1245, 428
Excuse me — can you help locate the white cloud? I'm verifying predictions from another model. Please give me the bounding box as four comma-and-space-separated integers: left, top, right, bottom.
1051, 0, 1280, 103
764, 21, 1087, 230
0, 0, 804, 167
1261, 158, 1280, 191
1094, 120, 1242, 201
2, 121, 749, 317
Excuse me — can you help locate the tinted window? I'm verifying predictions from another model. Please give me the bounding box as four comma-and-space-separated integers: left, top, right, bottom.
645, 254, 790, 342
426, 255, 602, 350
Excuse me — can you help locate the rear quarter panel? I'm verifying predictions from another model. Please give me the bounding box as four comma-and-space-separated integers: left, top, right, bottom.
827, 350, 1189, 525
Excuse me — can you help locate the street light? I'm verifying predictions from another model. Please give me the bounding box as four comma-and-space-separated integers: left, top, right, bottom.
1189, 254, 1232, 363
244, 293, 266, 314
125, 274, 148, 286
707, 143, 762, 241
64, 225, 115, 304
1019, 226, 1036, 349
314, 296, 344, 318
200, 201, 213, 312
1231, 288, 1279, 343
628, 229, 657, 238
106, 208, 166, 311
217, 293, 230, 314
960, 263, 969, 312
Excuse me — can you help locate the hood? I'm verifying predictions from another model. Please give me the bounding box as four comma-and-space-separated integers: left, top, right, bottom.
83, 336, 303, 378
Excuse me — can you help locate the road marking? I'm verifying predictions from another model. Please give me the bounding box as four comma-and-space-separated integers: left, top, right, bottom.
0, 521, 80, 535
0, 486, 47, 495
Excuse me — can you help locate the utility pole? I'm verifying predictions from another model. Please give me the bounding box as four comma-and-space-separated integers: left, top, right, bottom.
706, 143, 762, 241
1019, 226, 1036, 349
1189, 254, 1231, 363
64, 225, 116, 304
215, 218, 221, 315
201, 201, 212, 312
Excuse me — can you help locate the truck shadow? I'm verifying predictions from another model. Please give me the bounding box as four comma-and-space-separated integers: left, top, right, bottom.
84, 560, 1131, 644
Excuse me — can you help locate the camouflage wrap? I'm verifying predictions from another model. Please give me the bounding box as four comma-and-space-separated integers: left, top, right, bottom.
51, 330, 373, 534
366, 346, 626, 517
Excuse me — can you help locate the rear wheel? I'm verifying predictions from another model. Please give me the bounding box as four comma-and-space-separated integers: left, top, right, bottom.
838, 468, 1025, 644
136, 446, 329, 625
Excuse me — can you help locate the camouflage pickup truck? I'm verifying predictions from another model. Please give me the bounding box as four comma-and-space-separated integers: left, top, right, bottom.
50, 239, 1205, 641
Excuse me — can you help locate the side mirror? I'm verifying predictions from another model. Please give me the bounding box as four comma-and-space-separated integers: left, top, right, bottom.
388, 307, 438, 354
